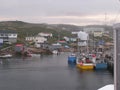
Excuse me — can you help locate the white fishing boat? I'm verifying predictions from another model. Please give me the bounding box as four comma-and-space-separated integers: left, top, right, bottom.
0, 54, 12, 58
98, 84, 114, 90
52, 50, 59, 54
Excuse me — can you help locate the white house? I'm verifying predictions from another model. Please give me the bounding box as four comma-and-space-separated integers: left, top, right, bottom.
71, 31, 79, 35
38, 32, 53, 37
51, 43, 62, 50
25, 37, 35, 41
34, 36, 47, 48
70, 38, 77, 42
83, 27, 105, 34
26, 36, 47, 42
25, 35, 47, 48
0, 30, 17, 43
63, 36, 69, 41
34, 36, 47, 43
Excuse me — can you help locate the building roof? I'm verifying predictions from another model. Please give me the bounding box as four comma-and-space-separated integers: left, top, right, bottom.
0, 30, 17, 33
16, 44, 24, 46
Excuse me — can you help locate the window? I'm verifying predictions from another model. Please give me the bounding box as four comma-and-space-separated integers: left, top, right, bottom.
8, 34, 11, 36
0, 34, 4, 36
5, 34, 8, 36
13, 34, 16, 36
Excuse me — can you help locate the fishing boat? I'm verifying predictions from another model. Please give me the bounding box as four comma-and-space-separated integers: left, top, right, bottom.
76, 56, 94, 70
94, 59, 107, 70
52, 50, 59, 55
98, 84, 114, 90
76, 63, 94, 70
0, 54, 12, 58
92, 54, 108, 70
68, 53, 76, 64
76, 31, 94, 69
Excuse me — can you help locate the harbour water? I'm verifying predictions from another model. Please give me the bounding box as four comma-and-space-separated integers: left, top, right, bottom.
0, 53, 113, 90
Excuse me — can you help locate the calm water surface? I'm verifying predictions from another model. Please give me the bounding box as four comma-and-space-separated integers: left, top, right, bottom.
0, 53, 113, 90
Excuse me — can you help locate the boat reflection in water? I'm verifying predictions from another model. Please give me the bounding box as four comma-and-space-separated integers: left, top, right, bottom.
68, 63, 76, 68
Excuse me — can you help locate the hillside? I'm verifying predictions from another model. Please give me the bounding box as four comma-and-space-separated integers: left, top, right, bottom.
0, 21, 73, 39
0, 21, 113, 41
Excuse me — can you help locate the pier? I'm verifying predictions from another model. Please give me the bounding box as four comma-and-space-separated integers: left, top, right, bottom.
105, 59, 114, 73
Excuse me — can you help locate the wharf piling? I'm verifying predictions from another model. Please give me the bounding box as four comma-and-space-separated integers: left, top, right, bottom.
105, 59, 114, 73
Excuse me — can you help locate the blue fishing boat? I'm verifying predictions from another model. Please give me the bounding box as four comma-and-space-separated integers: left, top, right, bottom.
94, 60, 107, 69
68, 53, 76, 64
91, 53, 108, 70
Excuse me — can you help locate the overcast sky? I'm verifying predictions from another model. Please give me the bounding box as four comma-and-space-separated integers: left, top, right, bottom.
0, 0, 120, 25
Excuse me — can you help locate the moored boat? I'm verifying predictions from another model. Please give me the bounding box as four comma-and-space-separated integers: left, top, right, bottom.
52, 50, 59, 55
0, 54, 12, 58
91, 53, 108, 70
77, 63, 94, 70
94, 60, 107, 70
68, 53, 76, 64
98, 84, 114, 90
76, 56, 94, 70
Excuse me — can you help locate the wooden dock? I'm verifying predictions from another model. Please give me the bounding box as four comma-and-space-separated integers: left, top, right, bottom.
105, 58, 114, 73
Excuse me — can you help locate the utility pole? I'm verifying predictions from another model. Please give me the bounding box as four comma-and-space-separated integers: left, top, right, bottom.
114, 24, 120, 90
93, 32, 95, 52
113, 1, 120, 89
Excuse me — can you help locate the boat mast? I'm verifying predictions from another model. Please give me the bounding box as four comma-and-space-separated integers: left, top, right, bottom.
86, 33, 89, 53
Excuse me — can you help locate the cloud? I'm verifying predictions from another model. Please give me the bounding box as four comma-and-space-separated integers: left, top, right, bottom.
0, 17, 17, 21
0, 13, 120, 25
0, 0, 120, 25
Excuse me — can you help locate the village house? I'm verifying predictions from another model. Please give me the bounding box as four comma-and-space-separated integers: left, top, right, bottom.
0, 30, 17, 44
25, 36, 35, 42
50, 43, 62, 50
38, 32, 53, 38
35, 35, 47, 48
83, 27, 105, 34
25, 35, 47, 48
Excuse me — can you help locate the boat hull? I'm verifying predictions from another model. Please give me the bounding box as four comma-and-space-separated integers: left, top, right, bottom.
77, 63, 94, 70
95, 63, 107, 69
68, 55, 76, 64
0, 54, 12, 58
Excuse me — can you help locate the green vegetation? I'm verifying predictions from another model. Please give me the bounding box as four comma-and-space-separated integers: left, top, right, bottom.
0, 21, 72, 43
0, 21, 113, 44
